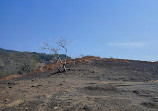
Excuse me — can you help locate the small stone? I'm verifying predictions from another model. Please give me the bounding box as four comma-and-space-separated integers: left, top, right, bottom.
54, 107, 58, 110
59, 83, 62, 85
92, 71, 95, 73
4, 99, 8, 104
133, 90, 139, 94
25, 107, 28, 110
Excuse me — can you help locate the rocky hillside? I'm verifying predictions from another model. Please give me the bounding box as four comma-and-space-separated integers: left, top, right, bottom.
0, 56, 158, 111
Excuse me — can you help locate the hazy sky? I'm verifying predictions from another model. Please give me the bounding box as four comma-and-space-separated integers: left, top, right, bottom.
0, 0, 158, 61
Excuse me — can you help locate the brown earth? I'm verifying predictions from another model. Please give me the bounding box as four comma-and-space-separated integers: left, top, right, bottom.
0, 57, 158, 111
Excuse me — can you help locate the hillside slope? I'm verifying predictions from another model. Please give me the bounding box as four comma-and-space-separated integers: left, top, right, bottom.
0, 57, 158, 111
0, 48, 70, 78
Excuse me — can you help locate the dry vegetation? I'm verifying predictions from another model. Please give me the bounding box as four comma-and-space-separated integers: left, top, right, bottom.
0, 56, 158, 111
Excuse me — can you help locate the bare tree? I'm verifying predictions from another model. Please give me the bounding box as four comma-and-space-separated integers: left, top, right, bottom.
54, 37, 70, 71
43, 37, 70, 72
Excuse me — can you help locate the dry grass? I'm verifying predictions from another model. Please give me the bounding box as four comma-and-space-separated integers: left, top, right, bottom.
0, 74, 22, 82
5, 100, 24, 107
1, 56, 156, 82
150, 80, 158, 83
120, 60, 129, 63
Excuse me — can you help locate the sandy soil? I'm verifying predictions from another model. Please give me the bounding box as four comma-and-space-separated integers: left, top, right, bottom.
0, 59, 158, 111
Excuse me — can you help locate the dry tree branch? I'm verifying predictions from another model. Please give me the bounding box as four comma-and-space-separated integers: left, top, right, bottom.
42, 37, 71, 72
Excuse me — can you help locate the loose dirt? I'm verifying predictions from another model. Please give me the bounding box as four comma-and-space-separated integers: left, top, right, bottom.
0, 59, 158, 111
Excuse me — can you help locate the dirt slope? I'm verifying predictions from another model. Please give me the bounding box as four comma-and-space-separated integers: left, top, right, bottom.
0, 58, 158, 111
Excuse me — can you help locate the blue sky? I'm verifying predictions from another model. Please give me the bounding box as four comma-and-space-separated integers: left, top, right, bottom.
0, 0, 158, 61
